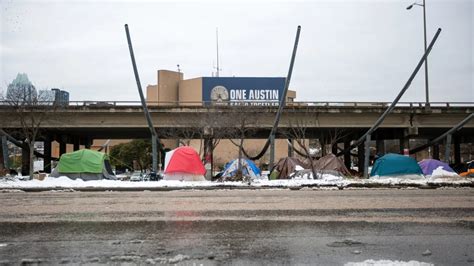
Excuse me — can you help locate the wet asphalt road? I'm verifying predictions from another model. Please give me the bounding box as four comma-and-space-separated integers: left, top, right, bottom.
0, 189, 473, 265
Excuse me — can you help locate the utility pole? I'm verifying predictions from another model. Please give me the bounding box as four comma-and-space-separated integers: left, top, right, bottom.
216, 27, 220, 77
407, 0, 430, 110
422, 0, 430, 109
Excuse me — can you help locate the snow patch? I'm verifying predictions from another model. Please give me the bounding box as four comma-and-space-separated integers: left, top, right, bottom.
345, 259, 433, 266
168, 254, 190, 263
0, 174, 472, 190
370, 174, 425, 180
429, 166, 461, 180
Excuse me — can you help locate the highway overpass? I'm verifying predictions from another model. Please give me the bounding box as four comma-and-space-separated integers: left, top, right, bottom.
1, 101, 473, 173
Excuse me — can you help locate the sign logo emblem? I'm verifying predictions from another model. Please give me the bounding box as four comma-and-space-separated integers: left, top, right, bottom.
210, 85, 229, 102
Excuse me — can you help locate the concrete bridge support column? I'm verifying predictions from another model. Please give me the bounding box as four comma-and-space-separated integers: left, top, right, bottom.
1, 136, 8, 171
357, 142, 365, 175
73, 137, 80, 151
331, 143, 338, 155
84, 138, 92, 149
445, 134, 452, 163
203, 137, 213, 180
343, 139, 351, 170
376, 138, 385, 156
454, 136, 461, 165
21, 146, 30, 176
433, 144, 440, 160
288, 139, 294, 157
59, 141, 66, 156
363, 134, 371, 178
320, 138, 327, 157
399, 137, 409, 155
44, 138, 52, 173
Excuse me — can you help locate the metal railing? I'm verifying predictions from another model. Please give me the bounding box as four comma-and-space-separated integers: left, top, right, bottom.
0, 100, 473, 108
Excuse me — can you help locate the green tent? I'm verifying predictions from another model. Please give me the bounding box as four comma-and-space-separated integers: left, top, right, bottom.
52, 149, 116, 180
370, 153, 423, 177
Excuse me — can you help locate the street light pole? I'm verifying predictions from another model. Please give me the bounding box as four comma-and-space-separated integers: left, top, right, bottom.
422, 0, 430, 109
407, 0, 430, 110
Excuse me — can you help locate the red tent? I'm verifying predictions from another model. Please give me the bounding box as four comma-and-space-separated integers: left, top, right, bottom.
164, 146, 206, 175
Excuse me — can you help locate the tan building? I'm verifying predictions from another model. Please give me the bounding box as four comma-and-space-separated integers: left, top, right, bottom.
146, 70, 298, 170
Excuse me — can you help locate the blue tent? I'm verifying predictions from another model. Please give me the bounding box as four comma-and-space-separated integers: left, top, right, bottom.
370, 153, 423, 177
221, 158, 261, 180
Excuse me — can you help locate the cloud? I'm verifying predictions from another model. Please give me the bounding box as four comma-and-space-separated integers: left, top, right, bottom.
1, 0, 472, 102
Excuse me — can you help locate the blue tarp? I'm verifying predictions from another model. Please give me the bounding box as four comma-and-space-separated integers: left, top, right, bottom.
370, 153, 423, 177
222, 158, 261, 179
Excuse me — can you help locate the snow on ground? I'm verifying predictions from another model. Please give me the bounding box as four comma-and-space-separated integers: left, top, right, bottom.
0, 175, 350, 189
0, 173, 472, 190
0, 176, 241, 189
345, 259, 433, 266
428, 166, 462, 180
369, 174, 427, 185
368, 173, 473, 186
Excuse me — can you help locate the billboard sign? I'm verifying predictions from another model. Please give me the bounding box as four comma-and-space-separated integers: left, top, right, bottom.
202, 77, 285, 106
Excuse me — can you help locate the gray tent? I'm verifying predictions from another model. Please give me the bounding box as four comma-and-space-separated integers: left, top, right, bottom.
269, 157, 307, 179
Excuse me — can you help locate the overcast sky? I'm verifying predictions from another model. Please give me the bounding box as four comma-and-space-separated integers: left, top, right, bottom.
1, 0, 472, 102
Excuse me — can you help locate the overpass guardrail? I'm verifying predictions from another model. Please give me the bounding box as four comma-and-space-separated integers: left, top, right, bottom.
0, 100, 473, 108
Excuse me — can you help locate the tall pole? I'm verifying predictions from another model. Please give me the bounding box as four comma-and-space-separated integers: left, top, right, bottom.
241, 25, 301, 160
422, 0, 430, 110
336, 28, 441, 158
269, 134, 275, 172
125, 24, 161, 173
216, 28, 220, 77
410, 113, 474, 154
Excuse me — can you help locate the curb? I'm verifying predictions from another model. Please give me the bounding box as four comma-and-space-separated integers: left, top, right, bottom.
3, 182, 473, 192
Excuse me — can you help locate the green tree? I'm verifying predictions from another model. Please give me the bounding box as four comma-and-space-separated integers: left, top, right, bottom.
109, 139, 152, 171
109, 143, 129, 170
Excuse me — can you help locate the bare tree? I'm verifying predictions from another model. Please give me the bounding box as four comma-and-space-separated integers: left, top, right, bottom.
284, 120, 318, 179
0, 74, 63, 177
158, 110, 233, 178
319, 128, 351, 156
226, 110, 259, 182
